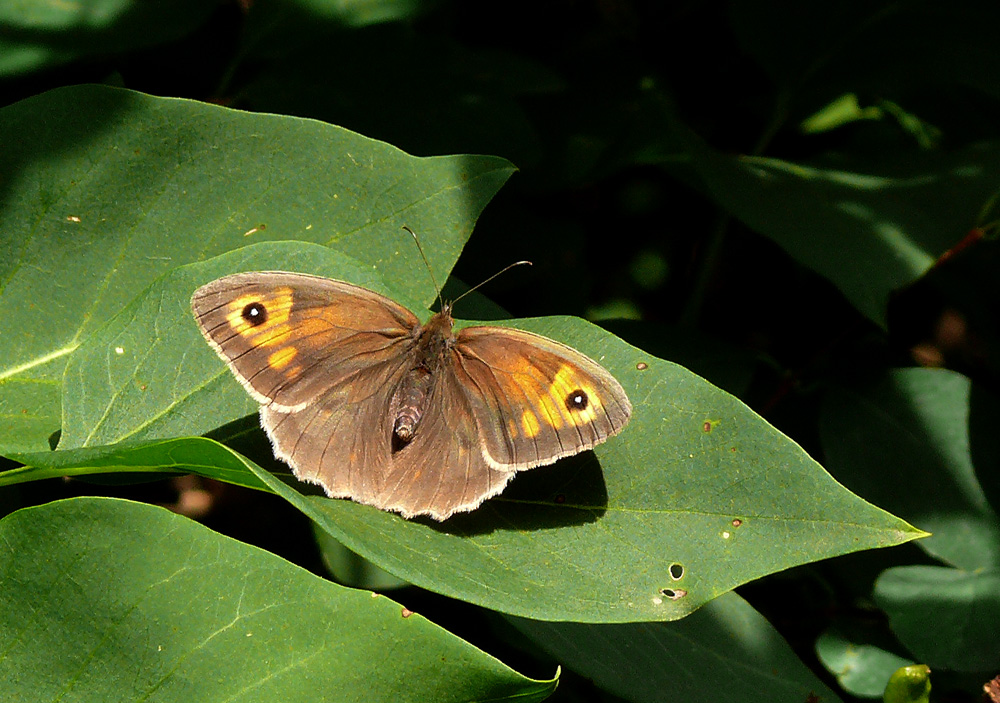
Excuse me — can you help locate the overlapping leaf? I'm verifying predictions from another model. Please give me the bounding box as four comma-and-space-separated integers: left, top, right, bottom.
820, 368, 1000, 570
687, 142, 1000, 327
0, 84, 513, 452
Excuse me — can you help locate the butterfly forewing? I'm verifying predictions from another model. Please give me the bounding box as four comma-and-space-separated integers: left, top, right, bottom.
191, 272, 419, 411
261, 355, 408, 501
453, 326, 632, 471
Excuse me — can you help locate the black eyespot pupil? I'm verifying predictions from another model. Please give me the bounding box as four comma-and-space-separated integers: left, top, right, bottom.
242, 302, 267, 326
566, 389, 588, 412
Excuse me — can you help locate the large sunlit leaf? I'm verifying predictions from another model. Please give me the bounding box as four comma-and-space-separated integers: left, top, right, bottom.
6, 242, 924, 622
5, 429, 922, 623
0, 496, 557, 702
57, 242, 411, 449
0, 84, 514, 453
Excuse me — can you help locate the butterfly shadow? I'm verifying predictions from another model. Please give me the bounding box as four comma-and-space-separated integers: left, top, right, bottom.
423, 452, 609, 537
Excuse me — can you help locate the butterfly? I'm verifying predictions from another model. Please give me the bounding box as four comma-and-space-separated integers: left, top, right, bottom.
191, 271, 631, 520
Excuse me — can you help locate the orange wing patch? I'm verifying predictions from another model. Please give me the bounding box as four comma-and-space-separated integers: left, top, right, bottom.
537, 391, 564, 430
225, 287, 294, 347
268, 346, 298, 370
549, 364, 602, 425
520, 409, 541, 438
503, 357, 605, 429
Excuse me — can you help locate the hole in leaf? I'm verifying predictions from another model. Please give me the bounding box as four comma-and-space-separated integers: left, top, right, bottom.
659, 588, 687, 601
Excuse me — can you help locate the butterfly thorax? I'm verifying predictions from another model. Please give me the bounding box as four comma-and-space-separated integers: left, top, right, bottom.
390, 307, 457, 448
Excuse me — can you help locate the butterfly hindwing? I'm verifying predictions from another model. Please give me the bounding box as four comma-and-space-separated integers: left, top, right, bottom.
261, 354, 409, 503
264, 355, 513, 520
377, 370, 516, 519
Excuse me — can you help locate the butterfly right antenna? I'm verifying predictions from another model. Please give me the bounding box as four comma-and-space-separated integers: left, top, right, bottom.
402, 225, 531, 309
450, 260, 532, 306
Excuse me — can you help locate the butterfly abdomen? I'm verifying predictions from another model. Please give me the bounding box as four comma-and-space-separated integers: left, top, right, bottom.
392, 368, 433, 444
391, 310, 456, 447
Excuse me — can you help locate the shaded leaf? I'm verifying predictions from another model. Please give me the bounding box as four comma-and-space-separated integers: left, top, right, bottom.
875, 565, 1000, 672
689, 142, 1000, 327
242, 23, 547, 164
0, 496, 556, 702
815, 626, 915, 699
0, 0, 215, 77
730, 1, 1000, 102
820, 368, 1000, 571
507, 591, 842, 703
314, 526, 410, 591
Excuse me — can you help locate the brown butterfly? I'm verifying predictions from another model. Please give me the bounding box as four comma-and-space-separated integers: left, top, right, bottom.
191, 271, 631, 520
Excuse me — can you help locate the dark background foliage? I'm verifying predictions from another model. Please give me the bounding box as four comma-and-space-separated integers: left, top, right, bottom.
3, 1, 1000, 701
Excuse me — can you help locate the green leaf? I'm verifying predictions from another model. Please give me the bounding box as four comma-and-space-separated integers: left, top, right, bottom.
602, 320, 757, 398
508, 592, 842, 703
820, 368, 1000, 571
0, 497, 556, 702
816, 626, 915, 699
3, 438, 277, 493
875, 565, 1000, 672
314, 526, 410, 591
0, 84, 514, 453
0, 1, 216, 76
688, 142, 1000, 327
282, 0, 428, 27
290, 317, 920, 622
1, 86, 922, 626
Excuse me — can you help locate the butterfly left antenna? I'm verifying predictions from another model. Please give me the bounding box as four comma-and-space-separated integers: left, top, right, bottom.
402, 226, 446, 311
